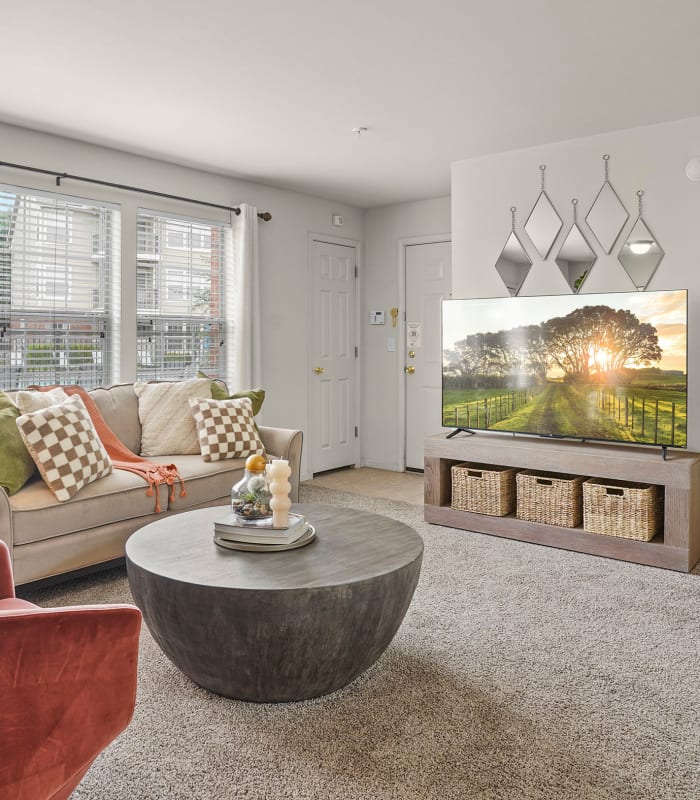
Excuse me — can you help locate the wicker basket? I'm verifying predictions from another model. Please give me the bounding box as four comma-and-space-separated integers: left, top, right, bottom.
516, 470, 584, 528
583, 478, 661, 541
451, 462, 517, 516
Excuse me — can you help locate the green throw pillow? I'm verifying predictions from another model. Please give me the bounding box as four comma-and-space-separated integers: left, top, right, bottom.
197, 371, 265, 416
0, 392, 36, 495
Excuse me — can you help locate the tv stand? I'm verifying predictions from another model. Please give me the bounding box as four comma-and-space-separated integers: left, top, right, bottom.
446, 427, 476, 439
424, 433, 700, 572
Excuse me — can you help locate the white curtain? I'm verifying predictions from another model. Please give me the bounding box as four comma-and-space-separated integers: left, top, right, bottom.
226, 204, 262, 390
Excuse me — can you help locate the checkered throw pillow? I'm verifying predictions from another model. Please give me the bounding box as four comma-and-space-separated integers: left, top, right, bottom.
16, 394, 112, 502
189, 396, 264, 462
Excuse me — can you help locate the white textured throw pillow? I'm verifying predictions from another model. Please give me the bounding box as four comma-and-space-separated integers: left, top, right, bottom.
15, 394, 112, 502
189, 396, 265, 462
134, 378, 212, 456
15, 387, 70, 413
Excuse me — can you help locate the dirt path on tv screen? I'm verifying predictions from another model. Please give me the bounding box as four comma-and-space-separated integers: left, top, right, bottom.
490, 383, 632, 441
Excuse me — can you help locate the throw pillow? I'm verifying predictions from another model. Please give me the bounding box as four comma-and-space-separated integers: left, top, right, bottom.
0, 392, 36, 495
189, 396, 265, 462
196, 370, 265, 416
134, 378, 212, 456
15, 395, 112, 502
15, 386, 69, 413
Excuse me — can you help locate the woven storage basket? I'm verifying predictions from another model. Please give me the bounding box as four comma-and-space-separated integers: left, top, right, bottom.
451, 462, 517, 516
583, 478, 660, 541
516, 470, 584, 528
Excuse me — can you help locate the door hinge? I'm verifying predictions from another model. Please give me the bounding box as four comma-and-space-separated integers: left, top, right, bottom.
354, 265, 358, 278
354, 345, 358, 358
354, 426, 358, 438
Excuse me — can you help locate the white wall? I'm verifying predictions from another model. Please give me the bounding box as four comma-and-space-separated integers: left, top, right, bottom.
451, 115, 700, 450
0, 122, 363, 478
362, 197, 451, 470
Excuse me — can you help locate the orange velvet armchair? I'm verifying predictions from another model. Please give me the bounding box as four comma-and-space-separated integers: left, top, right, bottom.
0, 540, 142, 800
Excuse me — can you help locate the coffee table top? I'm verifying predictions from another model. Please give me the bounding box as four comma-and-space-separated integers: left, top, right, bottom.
125, 503, 423, 591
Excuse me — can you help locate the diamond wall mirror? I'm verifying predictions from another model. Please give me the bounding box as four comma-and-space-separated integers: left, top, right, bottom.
585, 154, 629, 253
555, 199, 597, 293
524, 165, 562, 259
495, 207, 533, 296
618, 191, 664, 290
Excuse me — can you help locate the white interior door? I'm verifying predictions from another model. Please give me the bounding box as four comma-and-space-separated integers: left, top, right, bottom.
310, 239, 357, 474
405, 240, 451, 470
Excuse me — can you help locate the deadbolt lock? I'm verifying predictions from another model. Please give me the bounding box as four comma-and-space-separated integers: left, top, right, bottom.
313, 366, 324, 374
408, 350, 415, 358
404, 365, 415, 374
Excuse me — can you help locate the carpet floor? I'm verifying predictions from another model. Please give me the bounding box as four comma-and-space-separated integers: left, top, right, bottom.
21, 485, 700, 800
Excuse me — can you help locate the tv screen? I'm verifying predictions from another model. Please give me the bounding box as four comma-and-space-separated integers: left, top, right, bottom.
442, 289, 687, 448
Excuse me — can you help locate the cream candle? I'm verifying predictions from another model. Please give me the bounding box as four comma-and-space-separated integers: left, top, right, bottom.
267, 459, 292, 528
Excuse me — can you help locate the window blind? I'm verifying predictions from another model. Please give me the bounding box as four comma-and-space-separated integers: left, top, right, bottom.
136, 209, 227, 382
0, 185, 120, 388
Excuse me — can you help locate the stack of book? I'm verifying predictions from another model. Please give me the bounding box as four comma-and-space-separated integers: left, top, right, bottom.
214, 512, 309, 546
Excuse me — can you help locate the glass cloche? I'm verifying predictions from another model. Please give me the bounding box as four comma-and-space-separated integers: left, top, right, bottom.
230, 454, 272, 520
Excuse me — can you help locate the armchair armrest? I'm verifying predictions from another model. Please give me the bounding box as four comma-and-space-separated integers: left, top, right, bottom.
0, 485, 12, 567
0, 604, 141, 800
0, 539, 14, 600
258, 427, 303, 502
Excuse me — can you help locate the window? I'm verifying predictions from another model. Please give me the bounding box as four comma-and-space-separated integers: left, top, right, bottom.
38, 206, 71, 245
0, 185, 120, 388
165, 222, 211, 251
136, 210, 227, 381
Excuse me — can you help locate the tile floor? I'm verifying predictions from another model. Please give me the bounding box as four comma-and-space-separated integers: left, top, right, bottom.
303, 467, 424, 505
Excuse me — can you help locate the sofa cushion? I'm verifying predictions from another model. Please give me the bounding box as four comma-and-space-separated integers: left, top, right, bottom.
15, 387, 69, 413
189, 397, 264, 462
0, 392, 36, 496
10, 471, 170, 546
89, 384, 142, 455
197, 370, 266, 416
149, 454, 247, 510
134, 379, 211, 456
16, 395, 113, 503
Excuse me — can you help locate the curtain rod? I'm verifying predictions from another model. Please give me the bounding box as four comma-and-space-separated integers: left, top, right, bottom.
0, 160, 272, 222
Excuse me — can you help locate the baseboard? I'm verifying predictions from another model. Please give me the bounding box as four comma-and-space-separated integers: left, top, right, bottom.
360, 458, 403, 472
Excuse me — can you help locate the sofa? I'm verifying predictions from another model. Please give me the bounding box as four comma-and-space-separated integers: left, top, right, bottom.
0, 383, 303, 586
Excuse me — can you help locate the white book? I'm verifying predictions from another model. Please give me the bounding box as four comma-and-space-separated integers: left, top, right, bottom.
214, 522, 309, 546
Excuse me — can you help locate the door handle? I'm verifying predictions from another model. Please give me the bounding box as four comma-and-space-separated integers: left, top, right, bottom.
404, 366, 415, 374
313, 366, 324, 374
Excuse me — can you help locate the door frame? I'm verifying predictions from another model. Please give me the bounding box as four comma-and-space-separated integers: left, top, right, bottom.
307, 232, 362, 478
396, 233, 451, 472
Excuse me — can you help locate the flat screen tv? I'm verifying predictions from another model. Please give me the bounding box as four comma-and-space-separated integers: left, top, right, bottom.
442, 289, 688, 449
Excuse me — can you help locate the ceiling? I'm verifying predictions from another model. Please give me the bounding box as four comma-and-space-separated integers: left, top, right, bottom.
3, 1, 700, 208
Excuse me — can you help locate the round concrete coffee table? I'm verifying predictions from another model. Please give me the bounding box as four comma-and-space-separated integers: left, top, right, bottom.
125, 503, 423, 702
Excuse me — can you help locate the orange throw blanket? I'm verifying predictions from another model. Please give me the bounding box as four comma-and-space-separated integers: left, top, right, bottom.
36, 385, 185, 512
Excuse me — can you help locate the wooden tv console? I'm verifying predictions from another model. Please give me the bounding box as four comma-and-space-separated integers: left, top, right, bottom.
424, 433, 700, 572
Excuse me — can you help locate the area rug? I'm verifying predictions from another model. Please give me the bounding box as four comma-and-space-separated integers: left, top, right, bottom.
20, 485, 700, 799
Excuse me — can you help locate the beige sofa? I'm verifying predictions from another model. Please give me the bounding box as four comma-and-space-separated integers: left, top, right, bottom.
1, 383, 303, 586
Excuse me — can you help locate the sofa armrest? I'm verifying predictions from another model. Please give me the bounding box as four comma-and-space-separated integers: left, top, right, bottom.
0, 604, 141, 800
258, 427, 303, 502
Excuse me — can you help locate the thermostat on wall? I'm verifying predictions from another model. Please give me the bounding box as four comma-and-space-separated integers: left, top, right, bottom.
369, 311, 385, 325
